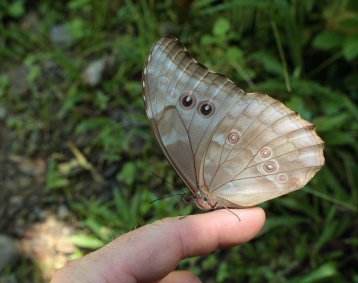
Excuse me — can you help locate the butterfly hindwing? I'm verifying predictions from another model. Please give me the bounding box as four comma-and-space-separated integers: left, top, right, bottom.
204, 93, 324, 207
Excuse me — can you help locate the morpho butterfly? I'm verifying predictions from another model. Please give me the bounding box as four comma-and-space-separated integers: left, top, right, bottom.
142, 36, 324, 211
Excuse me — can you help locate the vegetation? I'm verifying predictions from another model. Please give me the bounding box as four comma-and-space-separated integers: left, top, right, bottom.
0, 0, 357, 282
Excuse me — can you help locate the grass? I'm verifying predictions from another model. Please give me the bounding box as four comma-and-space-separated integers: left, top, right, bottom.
0, 0, 357, 282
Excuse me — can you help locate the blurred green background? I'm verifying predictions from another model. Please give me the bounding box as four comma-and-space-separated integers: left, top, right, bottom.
0, 0, 357, 282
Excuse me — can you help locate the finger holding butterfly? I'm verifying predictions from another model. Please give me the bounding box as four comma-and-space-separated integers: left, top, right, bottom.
51, 207, 265, 283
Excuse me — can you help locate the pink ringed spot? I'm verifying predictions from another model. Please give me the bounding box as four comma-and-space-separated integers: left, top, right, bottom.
260, 148, 271, 158
228, 131, 240, 144
263, 161, 277, 173
278, 174, 288, 183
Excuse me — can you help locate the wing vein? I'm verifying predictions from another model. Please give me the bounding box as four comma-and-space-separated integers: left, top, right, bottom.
234, 124, 318, 174
221, 95, 274, 164
154, 41, 180, 121
207, 94, 260, 186
212, 165, 323, 192
210, 144, 324, 193
174, 69, 210, 129
246, 143, 325, 169
159, 50, 187, 121
174, 107, 199, 189
223, 111, 299, 177
143, 38, 172, 121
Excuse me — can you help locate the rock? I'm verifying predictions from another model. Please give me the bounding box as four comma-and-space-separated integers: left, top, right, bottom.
81, 55, 116, 86
19, 217, 76, 280
43, 59, 65, 82
21, 12, 41, 36
8, 66, 30, 97
0, 105, 7, 120
0, 274, 17, 283
50, 24, 72, 45
0, 235, 18, 272
8, 155, 46, 177
57, 205, 69, 220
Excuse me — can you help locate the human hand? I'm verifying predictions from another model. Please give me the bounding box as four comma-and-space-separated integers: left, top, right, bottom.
51, 208, 265, 283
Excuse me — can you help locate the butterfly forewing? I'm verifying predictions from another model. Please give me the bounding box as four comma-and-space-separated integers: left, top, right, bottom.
142, 36, 325, 209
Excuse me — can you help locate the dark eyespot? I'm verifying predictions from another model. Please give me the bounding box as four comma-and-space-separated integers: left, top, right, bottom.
198, 101, 215, 117
180, 93, 196, 109
183, 95, 194, 107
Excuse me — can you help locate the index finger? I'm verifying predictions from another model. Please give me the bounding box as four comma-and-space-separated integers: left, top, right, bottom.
53, 208, 265, 283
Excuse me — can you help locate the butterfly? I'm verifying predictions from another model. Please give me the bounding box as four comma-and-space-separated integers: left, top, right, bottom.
142, 36, 325, 211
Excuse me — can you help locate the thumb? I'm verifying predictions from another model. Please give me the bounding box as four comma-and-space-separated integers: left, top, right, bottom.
158, 271, 201, 283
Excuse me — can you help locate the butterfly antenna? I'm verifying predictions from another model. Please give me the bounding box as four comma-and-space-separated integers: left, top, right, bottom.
149, 193, 185, 204
145, 170, 175, 186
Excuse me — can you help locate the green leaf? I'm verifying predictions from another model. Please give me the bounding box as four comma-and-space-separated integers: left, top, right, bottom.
68, 0, 92, 12
116, 162, 136, 186
321, 131, 355, 146
84, 218, 112, 242
69, 18, 89, 40
68, 234, 105, 249
47, 160, 70, 189
58, 89, 88, 119
285, 96, 312, 120
338, 17, 358, 29
249, 51, 282, 75
213, 18, 230, 36
259, 216, 306, 236
217, 262, 230, 282
227, 47, 243, 61
124, 81, 142, 96
95, 91, 109, 110
201, 34, 216, 45
7, 1, 25, 18
314, 113, 350, 132
343, 34, 358, 61
28, 65, 42, 85
293, 262, 339, 283
0, 74, 9, 94
202, 255, 217, 270
312, 30, 344, 50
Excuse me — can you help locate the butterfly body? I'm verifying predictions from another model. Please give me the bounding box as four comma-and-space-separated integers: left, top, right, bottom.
142, 36, 324, 209
183, 191, 218, 210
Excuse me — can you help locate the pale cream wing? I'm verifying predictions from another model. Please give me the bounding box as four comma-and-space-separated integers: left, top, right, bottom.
143, 36, 325, 209
142, 36, 245, 193
202, 92, 325, 207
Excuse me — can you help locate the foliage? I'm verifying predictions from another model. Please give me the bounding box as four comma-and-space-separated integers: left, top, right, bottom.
0, 0, 357, 282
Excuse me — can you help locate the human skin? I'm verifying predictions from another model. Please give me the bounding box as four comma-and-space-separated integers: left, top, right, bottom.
51, 208, 265, 283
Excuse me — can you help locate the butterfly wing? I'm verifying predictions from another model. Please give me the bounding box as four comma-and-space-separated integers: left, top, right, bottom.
202, 92, 325, 207
142, 36, 325, 209
142, 36, 245, 194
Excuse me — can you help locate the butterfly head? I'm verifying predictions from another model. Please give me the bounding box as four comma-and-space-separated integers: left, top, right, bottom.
183, 190, 217, 210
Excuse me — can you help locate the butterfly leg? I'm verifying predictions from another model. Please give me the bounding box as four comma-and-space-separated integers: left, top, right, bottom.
215, 201, 241, 221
